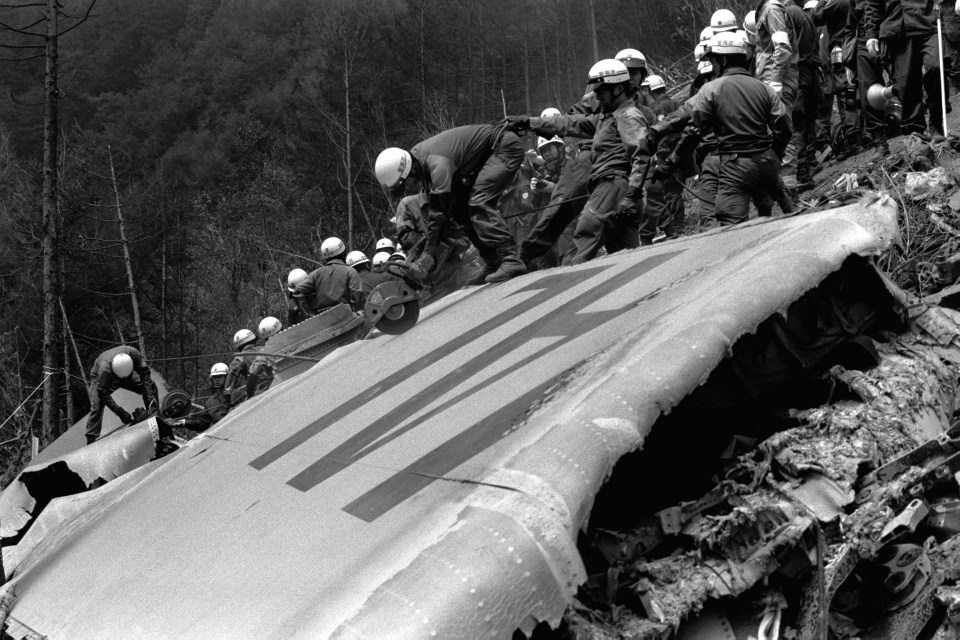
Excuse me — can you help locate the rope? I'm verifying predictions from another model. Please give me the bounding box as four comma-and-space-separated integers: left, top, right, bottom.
0, 372, 50, 434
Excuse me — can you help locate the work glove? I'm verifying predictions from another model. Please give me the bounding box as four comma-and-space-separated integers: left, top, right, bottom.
956, 0, 960, 15
652, 154, 679, 182
616, 186, 642, 222
866, 38, 879, 58
501, 115, 531, 133
766, 80, 784, 95
636, 134, 658, 158
116, 408, 133, 425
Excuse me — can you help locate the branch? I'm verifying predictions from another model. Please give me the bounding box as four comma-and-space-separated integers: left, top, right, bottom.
0, 17, 45, 36
0, 42, 44, 49
0, 52, 42, 61
56, 0, 97, 38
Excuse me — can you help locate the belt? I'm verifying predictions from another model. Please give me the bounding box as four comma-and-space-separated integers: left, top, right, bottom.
587, 172, 626, 190
716, 149, 770, 160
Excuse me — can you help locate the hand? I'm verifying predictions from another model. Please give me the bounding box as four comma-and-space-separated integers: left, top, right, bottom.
617, 196, 639, 222
956, 0, 960, 15
636, 135, 657, 158
653, 154, 678, 182
530, 177, 540, 190
116, 409, 133, 425
866, 38, 879, 58
766, 80, 784, 95
501, 115, 531, 132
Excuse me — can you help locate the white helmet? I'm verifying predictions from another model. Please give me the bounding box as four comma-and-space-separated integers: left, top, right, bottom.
287, 268, 308, 292
614, 48, 646, 70
706, 31, 748, 56
540, 107, 561, 118
374, 147, 413, 189
320, 237, 346, 260
389, 249, 406, 261
744, 10, 758, 36
372, 252, 390, 267
210, 362, 229, 377
803, 0, 818, 9
375, 238, 395, 253
346, 250, 370, 268
233, 329, 256, 350
711, 9, 738, 32
646, 74, 666, 91
587, 59, 630, 85
699, 26, 715, 42
112, 353, 134, 378
694, 42, 707, 61
537, 136, 563, 151
258, 316, 282, 339
698, 60, 714, 75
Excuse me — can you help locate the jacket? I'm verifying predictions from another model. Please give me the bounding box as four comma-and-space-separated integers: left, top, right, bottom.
530, 98, 650, 189
755, 0, 800, 87
295, 258, 363, 313
89, 345, 154, 412
653, 67, 792, 157
864, 0, 935, 38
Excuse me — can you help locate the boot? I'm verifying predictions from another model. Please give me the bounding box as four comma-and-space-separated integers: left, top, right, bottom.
929, 120, 946, 144
484, 246, 528, 283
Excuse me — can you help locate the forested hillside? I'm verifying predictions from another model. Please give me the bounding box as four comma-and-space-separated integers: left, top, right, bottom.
0, 0, 748, 470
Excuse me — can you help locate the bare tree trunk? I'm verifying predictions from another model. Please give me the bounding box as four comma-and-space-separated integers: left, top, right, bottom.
479, 4, 485, 121
523, 28, 531, 114
62, 315, 75, 425
160, 171, 169, 382
40, 0, 61, 446
587, 0, 599, 62
419, 0, 427, 112
344, 36, 353, 249
60, 299, 86, 386
108, 146, 147, 357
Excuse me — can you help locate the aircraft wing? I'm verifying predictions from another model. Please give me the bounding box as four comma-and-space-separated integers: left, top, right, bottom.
0, 196, 899, 639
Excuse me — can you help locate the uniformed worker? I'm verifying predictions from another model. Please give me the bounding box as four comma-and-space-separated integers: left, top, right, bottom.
224, 328, 257, 408
865, 0, 949, 140
642, 74, 693, 241
165, 363, 230, 432
85, 345, 158, 444
246, 316, 281, 398
293, 237, 364, 315
347, 250, 397, 297
642, 31, 792, 225
375, 123, 527, 284
505, 58, 650, 264
394, 194, 428, 254
755, 0, 800, 109
285, 268, 309, 327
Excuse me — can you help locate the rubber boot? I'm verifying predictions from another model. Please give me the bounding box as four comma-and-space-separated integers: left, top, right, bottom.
484, 246, 528, 283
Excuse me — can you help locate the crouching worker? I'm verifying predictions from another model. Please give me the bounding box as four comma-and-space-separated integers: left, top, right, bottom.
85, 345, 158, 444
640, 31, 793, 226
162, 363, 230, 432
247, 316, 281, 399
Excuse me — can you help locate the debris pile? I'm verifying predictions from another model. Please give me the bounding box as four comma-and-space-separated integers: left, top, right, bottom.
545, 134, 960, 639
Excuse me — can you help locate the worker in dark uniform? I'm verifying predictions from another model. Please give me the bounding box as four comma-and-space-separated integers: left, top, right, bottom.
293, 237, 364, 314
85, 345, 157, 444
811, 0, 856, 155
505, 58, 649, 264
643, 31, 792, 226
164, 363, 230, 432
865, 0, 949, 140
246, 316, 280, 399
642, 75, 693, 241
518, 49, 655, 268
285, 268, 309, 327
755, 0, 800, 167
224, 328, 257, 409
785, 0, 822, 188
394, 193, 428, 254
374, 124, 526, 285
347, 250, 396, 297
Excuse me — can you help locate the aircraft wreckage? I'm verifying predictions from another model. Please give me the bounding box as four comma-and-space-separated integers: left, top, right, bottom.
3, 193, 960, 639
